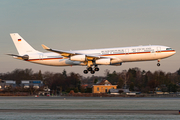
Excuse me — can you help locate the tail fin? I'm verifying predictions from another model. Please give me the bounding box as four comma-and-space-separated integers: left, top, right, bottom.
10, 33, 39, 55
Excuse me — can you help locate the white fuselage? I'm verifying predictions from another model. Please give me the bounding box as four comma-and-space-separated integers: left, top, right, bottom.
20, 45, 175, 66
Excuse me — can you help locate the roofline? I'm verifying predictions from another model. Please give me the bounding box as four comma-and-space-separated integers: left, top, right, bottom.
93, 85, 117, 86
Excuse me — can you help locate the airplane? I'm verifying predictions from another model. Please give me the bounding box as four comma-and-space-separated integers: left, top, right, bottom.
8, 33, 176, 74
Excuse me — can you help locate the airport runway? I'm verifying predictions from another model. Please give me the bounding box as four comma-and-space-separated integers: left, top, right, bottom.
0, 97, 180, 119
0, 109, 178, 115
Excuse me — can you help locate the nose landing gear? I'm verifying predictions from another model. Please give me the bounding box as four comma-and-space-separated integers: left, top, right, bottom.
157, 63, 160, 66
157, 59, 161, 67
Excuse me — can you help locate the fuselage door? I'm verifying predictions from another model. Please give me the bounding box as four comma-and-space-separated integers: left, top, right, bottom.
125, 49, 129, 55
39, 54, 43, 60
157, 47, 161, 53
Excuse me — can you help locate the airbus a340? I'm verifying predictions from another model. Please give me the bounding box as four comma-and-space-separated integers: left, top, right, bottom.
8, 33, 176, 74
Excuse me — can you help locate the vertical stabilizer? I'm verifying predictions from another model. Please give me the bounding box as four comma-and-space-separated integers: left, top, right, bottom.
10, 33, 39, 55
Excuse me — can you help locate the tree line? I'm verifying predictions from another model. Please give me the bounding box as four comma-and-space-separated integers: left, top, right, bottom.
0, 67, 180, 93
105, 68, 180, 93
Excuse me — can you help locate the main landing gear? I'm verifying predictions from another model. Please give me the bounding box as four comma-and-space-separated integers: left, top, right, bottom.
83, 65, 99, 74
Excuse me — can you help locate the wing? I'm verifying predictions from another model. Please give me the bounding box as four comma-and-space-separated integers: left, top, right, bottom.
41, 44, 110, 60
42, 44, 82, 57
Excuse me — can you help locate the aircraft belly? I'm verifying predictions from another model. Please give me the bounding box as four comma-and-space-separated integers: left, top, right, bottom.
121, 52, 174, 62
154, 52, 174, 59
29, 59, 81, 66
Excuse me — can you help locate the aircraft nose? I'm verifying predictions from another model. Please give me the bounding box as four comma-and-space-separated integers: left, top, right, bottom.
172, 50, 176, 55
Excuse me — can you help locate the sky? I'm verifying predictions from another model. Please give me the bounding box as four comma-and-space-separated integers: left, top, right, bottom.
0, 0, 180, 76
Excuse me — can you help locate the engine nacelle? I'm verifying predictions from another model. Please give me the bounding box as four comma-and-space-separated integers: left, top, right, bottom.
96, 58, 122, 65
111, 59, 121, 64
110, 62, 122, 66
95, 58, 111, 65
70, 55, 86, 61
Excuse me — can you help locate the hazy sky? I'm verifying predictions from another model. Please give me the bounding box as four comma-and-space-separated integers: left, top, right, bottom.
0, 0, 180, 76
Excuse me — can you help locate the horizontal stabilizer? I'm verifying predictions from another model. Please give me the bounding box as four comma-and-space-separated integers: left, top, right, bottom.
7, 54, 22, 57
7, 54, 29, 60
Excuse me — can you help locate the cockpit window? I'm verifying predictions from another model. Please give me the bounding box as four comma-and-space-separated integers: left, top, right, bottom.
166, 48, 172, 50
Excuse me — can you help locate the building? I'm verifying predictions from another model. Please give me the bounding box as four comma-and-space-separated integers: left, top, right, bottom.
38, 86, 50, 96
21, 80, 43, 89
81, 84, 88, 89
0, 80, 16, 90
92, 80, 117, 93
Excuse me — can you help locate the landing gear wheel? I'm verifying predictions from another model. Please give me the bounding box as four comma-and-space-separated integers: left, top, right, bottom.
94, 68, 99, 71
83, 70, 88, 74
87, 67, 92, 71
157, 63, 160, 67
91, 70, 95, 74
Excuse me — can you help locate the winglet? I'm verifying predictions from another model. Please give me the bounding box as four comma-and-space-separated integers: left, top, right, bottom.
41, 44, 50, 50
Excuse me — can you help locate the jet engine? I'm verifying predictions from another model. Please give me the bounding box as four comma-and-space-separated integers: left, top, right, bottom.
70, 55, 86, 61
110, 62, 122, 66
95, 58, 111, 65
95, 58, 122, 65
